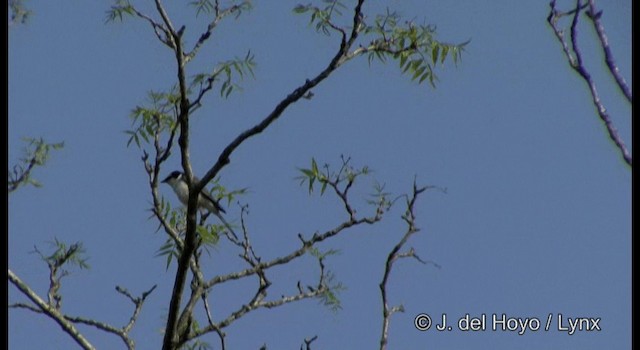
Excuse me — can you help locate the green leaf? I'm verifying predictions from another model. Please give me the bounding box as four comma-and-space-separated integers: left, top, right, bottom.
105, 1, 135, 23
398, 36, 406, 50
224, 85, 233, 98
293, 4, 309, 14
399, 52, 409, 69
308, 177, 315, 194
300, 168, 314, 178
452, 47, 460, 65
30, 179, 43, 188
165, 253, 174, 270
220, 81, 229, 97
440, 45, 449, 64
431, 45, 439, 65
402, 58, 414, 73
320, 180, 328, 195
419, 71, 430, 84
128, 126, 140, 141
156, 239, 178, 270
197, 225, 220, 248
411, 66, 426, 81
190, 0, 214, 16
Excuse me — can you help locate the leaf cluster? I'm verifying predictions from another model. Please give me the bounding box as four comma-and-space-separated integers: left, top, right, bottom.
308, 247, 344, 311
8, 137, 64, 192
9, 0, 32, 25
190, 51, 256, 101
296, 156, 369, 196
293, 0, 347, 36
126, 91, 179, 148
105, 0, 135, 23
126, 52, 255, 149
33, 238, 90, 271
189, 0, 252, 18
363, 10, 469, 87
293, 2, 468, 88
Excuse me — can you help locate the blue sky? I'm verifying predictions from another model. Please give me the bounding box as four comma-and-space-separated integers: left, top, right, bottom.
8, 1, 631, 349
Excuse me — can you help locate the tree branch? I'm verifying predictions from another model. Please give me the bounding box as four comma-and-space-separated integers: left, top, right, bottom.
131, 6, 173, 48
150, 0, 203, 347
9, 268, 157, 350
8, 154, 38, 193
8, 138, 63, 193
585, 0, 631, 102
161, 4, 368, 340
300, 335, 319, 350
184, 1, 252, 63
379, 181, 432, 350
196, 0, 367, 194
170, 156, 382, 346
8, 269, 96, 350
547, 0, 631, 166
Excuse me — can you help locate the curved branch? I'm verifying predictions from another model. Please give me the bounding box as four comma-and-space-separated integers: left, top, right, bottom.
379, 182, 429, 350
154, 0, 176, 36
131, 6, 173, 49
197, 0, 366, 193
547, 0, 631, 166
8, 269, 96, 350
185, 1, 252, 63
586, 0, 631, 102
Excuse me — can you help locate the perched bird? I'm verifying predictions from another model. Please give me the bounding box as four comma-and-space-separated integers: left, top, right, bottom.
162, 170, 239, 240
162, 171, 226, 214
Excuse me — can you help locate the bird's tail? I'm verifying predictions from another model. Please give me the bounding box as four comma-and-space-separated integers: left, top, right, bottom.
213, 211, 239, 241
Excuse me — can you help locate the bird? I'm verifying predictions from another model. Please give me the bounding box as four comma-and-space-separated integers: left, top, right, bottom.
162, 171, 226, 214
162, 170, 239, 241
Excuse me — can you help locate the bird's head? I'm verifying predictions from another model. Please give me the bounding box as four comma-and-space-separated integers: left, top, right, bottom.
162, 171, 184, 186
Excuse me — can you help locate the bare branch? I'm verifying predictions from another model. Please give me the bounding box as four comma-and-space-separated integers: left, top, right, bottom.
197, 0, 367, 194
9, 302, 45, 313
300, 335, 319, 350
9, 274, 156, 350
585, 0, 632, 102
379, 181, 433, 350
8, 269, 96, 350
188, 266, 330, 343
184, 1, 252, 63
187, 70, 220, 111
116, 284, 158, 334
205, 214, 378, 291
154, 0, 177, 37
133, 7, 174, 48
547, 0, 631, 166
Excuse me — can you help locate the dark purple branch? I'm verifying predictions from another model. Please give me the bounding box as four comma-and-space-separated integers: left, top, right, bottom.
547, 0, 631, 166
586, 0, 632, 102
